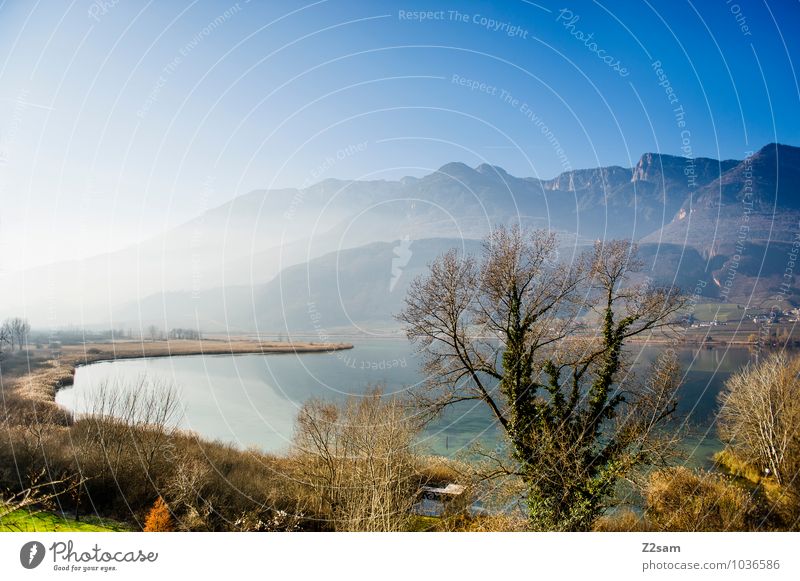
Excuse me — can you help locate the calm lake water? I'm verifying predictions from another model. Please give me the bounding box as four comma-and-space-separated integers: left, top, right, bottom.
56, 339, 755, 466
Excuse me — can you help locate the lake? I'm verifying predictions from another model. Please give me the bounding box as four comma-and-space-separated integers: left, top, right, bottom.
55, 339, 756, 466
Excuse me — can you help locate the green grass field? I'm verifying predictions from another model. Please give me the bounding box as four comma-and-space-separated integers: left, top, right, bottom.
691, 303, 747, 322
0, 509, 130, 532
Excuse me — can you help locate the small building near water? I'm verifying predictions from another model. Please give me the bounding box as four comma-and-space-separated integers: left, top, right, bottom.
413, 483, 468, 517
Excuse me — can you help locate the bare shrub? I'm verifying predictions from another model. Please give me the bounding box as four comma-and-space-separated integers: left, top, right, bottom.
146, 433, 310, 531
416, 455, 467, 486
718, 353, 800, 489
78, 376, 182, 479
60, 376, 184, 515
293, 389, 420, 531
162, 456, 210, 530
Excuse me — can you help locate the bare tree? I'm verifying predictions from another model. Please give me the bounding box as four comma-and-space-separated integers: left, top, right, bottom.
1, 319, 15, 351
13, 318, 31, 350
168, 328, 201, 340
0, 322, 10, 351
146, 325, 160, 342
399, 227, 685, 530
293, 389, 421, 531
718, 352, 800, 487
2, 317, 31, 351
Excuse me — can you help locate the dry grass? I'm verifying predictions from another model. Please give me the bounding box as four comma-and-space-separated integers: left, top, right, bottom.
715, 448, 799, 526
12, 359, 76, 402
68, 339, 352, 361
714, 448, 766, 484
593, 509, 651, 532
0, 413, 316, 531
645, 466, 756, 531
458, 513, 528, 532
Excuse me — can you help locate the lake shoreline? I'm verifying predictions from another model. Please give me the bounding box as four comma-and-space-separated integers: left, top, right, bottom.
5, 339, 353, 405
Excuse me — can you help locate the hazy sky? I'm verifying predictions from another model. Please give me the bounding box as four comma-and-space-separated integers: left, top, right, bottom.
0, 0, 798, 272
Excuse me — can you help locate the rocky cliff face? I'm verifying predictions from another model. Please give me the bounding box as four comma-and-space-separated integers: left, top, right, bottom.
542, 165, 630, 192
689, 143, 800, 211
646, 143, 800, 247
631, 152, 738, 190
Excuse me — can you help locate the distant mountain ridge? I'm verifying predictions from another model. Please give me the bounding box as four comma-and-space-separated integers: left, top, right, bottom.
3, 143, 799, 329
643, 144, 800, 248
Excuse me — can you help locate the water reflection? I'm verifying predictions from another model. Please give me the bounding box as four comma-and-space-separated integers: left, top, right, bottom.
56, 340, 757, 466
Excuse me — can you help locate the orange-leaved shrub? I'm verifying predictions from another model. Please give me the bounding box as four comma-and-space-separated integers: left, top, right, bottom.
144, 497, 173, 532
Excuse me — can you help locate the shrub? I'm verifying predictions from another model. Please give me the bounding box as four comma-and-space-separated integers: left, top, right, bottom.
293, 389, 421, 531
718, 353, 800, 488
143, 497, 173, 532
717, 353, 800, 526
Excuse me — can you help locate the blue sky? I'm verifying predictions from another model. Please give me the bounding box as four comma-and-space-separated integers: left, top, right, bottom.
0, 0, 798, 270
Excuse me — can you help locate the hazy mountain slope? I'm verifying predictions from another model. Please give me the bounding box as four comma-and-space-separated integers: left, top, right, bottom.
112, 238, 486, 333
6, 145, 789, 328
116, 239, 734, 333
250, 238, 486, 333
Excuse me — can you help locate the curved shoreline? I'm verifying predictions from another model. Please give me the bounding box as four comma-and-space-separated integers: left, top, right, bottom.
6, 339, 353, 405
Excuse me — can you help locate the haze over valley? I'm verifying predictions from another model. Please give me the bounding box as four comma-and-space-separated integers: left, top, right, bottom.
3, 143, 797, 333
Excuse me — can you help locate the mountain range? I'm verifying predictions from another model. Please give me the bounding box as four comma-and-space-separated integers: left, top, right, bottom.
3, 143, 798, 332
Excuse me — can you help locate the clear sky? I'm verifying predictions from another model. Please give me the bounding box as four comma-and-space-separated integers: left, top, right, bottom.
0, 0, 798, 272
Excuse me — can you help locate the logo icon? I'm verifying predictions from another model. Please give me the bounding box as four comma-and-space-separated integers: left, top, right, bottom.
390, 235, 413, 292
20, 541, 46, 569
